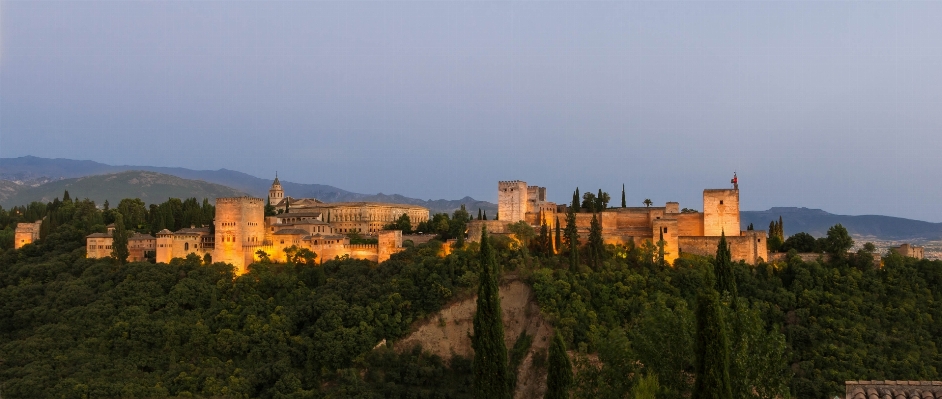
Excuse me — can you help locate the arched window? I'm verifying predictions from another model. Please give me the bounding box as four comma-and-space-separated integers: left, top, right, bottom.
184, 243, 189, 251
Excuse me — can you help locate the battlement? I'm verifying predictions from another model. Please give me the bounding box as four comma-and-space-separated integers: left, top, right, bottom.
498, 180, 526, 185
216, 196, 264, 204
343, 244, 379, 250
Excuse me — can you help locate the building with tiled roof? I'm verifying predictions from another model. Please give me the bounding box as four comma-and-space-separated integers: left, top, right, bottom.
269, 178, 429, 236
846, 380, 942, 399
85, 177, 416, 272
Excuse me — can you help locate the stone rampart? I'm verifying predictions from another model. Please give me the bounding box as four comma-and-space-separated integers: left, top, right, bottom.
678, 231, 767, 264
467, 220, 511, 242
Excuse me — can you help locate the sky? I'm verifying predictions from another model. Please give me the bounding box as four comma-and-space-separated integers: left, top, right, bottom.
2, 1, 942, 221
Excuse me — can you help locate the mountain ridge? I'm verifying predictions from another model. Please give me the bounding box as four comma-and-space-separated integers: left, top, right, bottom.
0, 156, 495, 214
0, 171, 248, 207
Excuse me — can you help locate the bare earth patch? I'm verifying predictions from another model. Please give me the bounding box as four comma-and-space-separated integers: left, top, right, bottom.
393, 278, 553, 399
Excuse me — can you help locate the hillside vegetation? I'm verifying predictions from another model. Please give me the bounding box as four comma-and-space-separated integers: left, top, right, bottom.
2, 193, 942, 398
0, 171, 246, 208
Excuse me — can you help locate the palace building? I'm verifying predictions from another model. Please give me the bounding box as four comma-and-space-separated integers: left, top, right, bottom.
83, 177, 430, 274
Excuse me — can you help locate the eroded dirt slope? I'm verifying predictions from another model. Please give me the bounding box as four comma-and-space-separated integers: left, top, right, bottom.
394, 278, 552, 399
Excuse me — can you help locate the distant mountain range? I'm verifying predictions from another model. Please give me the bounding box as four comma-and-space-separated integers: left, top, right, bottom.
741, 207, 942, 242
3, 156, 940, 242
0, 156, 496, 214
0, 171, 248, 208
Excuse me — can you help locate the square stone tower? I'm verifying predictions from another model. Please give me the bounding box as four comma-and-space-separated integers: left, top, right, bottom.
703, 189, 740, 237
498, 180, 528, 223
214, 197, 266, 274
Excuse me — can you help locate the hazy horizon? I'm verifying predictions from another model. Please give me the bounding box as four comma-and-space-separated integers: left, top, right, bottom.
3, 2, 941, 221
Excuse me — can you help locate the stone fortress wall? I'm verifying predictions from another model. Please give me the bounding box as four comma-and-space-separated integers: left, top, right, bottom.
13, 220, 42, 249
470, 178, 767, 265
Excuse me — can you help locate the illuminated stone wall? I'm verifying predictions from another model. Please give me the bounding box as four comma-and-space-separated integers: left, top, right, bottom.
498, 181, 528, 222
703, 189, 740, 237
14, 221, 42, 249
214, 197, 265, 274
678, 230, 767, 264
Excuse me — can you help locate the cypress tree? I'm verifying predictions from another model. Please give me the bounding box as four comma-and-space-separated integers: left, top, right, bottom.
483, 210, 487, 221
111, 213, 130, 264
572, 189, 580, 212
714, 232, 737, 298
565, 207, 579, 269
588, 213, 604, 269
554, 216, 562, 254
472, 226, 511, 399
538, 220, 551, 256
693, 289, 733, 399
103, 199, 110, 212
596, 188, 604, 212
544, 331, 573, 399
62, 190, 71, 203
621, 184, 626, 208
478, 208, 483, 220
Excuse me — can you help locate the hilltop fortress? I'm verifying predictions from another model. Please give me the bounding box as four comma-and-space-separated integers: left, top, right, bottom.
468, 177, 768, 264
82, 177, 430, 273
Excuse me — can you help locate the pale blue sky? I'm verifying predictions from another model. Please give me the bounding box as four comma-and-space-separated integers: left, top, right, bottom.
2, 1, 941, 221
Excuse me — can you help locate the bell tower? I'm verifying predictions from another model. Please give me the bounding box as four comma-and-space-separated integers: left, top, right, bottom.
269, 173, 284, 206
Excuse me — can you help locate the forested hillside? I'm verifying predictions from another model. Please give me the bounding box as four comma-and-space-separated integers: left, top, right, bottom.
2, 194, 942, 398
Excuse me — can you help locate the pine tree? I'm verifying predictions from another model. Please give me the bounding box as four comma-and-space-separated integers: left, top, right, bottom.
565, 207, 579, 269
111, 213, 130, 264
544, 331, 573, 399
621, 184, 626, 208
693, 289, 733, 399
103, 199, 110, 212
472, 226, 511, 399
714, 232, 737, 298
588, 213, 604, 269
554, 216, 562, 254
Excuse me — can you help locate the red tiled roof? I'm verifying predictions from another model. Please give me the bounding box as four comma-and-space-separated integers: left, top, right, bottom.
846, 381, 942, 399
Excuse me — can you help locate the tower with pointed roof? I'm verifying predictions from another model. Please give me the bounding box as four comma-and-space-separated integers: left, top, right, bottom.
269, 173, 284, 207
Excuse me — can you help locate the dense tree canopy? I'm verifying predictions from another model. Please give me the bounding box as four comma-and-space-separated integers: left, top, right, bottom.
2, 192, 940, 399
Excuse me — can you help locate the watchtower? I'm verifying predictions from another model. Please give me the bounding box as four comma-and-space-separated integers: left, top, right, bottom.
214, 197, 266, 274
703, 189, 740, 237
155, 229, 173, 264
498, 180, 528, 223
